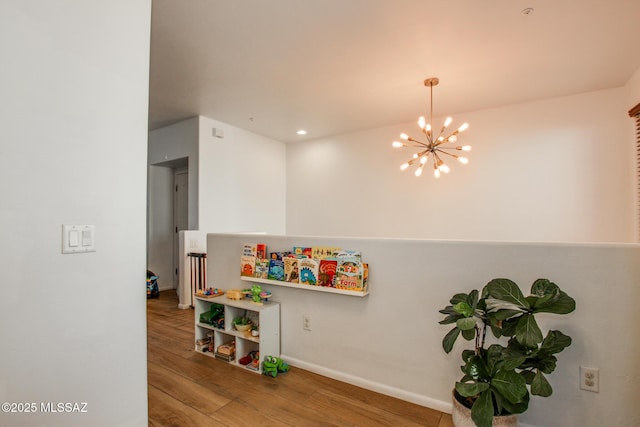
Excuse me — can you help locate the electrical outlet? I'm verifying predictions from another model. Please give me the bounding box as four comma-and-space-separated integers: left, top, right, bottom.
303, 314, 311, 331
580, 366, 599, 392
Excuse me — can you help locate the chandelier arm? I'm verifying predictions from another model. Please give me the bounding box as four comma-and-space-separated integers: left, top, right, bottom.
435, 149, 459, 159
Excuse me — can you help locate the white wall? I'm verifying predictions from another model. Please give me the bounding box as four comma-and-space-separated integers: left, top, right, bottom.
287, 87, 635, 243
197, 116, 287, 234
207, 233, 640, 427
148, 116, 199, 228
0, 1, 150, 426
147, 165, 175, 289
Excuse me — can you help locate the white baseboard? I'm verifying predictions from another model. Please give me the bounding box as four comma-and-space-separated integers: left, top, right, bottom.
281, 354, 453, 414
177, 303, 191, 310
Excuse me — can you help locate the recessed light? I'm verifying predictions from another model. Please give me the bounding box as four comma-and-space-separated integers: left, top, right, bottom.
296, 130, 307, 135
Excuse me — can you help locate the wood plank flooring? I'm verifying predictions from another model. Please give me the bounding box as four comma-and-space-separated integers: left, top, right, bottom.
147, 290, 454, 427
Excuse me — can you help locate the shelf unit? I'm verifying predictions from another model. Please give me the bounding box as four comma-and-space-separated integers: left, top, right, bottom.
194, 295, 280, 374
241, 276, 369, 297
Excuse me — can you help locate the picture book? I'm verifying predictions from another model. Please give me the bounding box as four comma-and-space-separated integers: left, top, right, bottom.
268, 259, 285, 281
292, 246, 312, 258
335, 254, 364, 291
255, 258, 270, 279
243, 243, 267, 259
312, 246, 342, 260
269, 251, 291, 260
298, 258, 319, 286
317, 259, 337, 287
283, 256, 300, 283
241, 256, 256, 277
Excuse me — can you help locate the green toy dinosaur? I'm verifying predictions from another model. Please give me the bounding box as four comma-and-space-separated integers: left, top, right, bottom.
262, 355, 289, 377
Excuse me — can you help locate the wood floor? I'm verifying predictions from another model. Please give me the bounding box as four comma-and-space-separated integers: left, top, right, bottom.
147, 290, 453, 427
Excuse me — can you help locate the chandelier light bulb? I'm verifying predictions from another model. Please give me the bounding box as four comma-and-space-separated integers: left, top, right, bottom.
392, 141, 404, 148
415, 166, 423, 177
418, 116, 426, 129
400, 133, 409, 140
458, 157, 469, 164
420, 155, 428, 164
448, 135, 457, 143
426, 123, 432, 132
400, 162, 410, 171
440, 164, 450, 173
461, 145, 471, 151
444, 117, 453, 128
434, 168, 441, 178
458, 123, 469, 132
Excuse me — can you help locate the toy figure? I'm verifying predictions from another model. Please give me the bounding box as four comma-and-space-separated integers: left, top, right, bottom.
251, 284, 262, 304
262, 355, 289, 377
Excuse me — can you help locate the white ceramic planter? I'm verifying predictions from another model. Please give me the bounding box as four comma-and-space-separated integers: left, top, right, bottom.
451, 390, 518, 427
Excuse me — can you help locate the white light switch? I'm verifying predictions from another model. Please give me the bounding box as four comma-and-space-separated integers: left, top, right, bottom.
62, 225, 96, 254
69, 230, 79, 247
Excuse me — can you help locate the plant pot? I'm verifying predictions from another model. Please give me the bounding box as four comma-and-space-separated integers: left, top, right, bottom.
451, 390, 517, 427
234, 322, 252, 332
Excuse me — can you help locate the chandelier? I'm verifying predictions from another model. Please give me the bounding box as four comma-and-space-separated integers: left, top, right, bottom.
392, 78, 471, 178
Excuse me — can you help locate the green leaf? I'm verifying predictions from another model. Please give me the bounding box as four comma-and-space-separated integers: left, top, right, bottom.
462, 327, 476, 341
456, 317, 477, 331
531, 278, 557, 296
454, 302, 474, 317
491, 370, 527, 404
485, 278, 530, 309
442, 327, 460, 354
471, 389, 494, 427
495, 388, 529, 415
451, 293, 469, 305
500, 317, 519, 337
533, 291, 576, 315
456, 381, 490, 397
439, 313, 463, 325
540, 330, 572, 355
515, 313, 543, 348
531, 370, 553, 397
499, 348, 526, 371
467, 289, 479, 310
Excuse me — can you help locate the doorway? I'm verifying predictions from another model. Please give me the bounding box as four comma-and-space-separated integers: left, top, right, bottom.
173, 167, 189, 287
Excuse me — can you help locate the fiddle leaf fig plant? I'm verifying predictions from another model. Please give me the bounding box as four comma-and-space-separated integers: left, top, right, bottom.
439, 278, 575, 427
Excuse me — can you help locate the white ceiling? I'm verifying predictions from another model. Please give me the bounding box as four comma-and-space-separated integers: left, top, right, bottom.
149, 0, 640, 143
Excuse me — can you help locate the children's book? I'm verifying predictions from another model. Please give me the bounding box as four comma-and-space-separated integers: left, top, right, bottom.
244, 243, 267, 259
240, 256, 256, 277
255, 258, 269, 279
312, 247, 342, 260
268, 259, 285, 281
335, 252, 364, 291
318, 259, 338, 287
283, 257, 300, 283
298, 258, 319, 286
292, 246, 312, 258
269, 251, 291, 260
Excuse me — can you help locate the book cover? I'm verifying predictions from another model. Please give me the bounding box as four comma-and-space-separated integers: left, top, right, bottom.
292, 246, 312, 258
268, 259, 285, 281
298, 258, 319, 286
312, 246, 342, 260
243, 243, 267, 259
283, 256, 300, 283
255, 258, 270, 279
240, 256, 256, 277
269, 251, 291, 260
335, 255, 364, 291
318, 259, 338, 287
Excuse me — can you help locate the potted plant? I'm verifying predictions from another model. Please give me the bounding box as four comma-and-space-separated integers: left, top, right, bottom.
438, 278, 576, 427
233, 315, 253, 332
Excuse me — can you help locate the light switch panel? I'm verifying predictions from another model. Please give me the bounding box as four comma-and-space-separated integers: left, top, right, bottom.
62, 225, 96, 254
